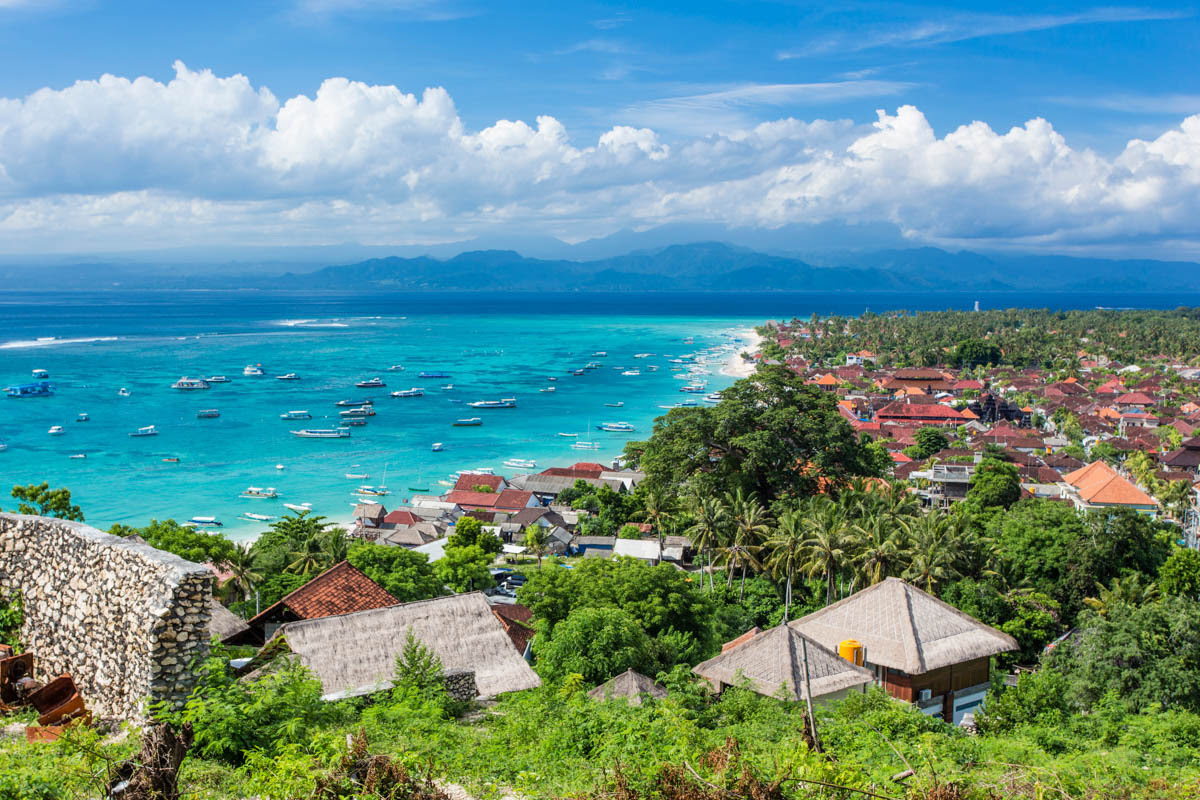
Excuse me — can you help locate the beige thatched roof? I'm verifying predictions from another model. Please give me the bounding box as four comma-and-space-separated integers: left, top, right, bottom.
274, 592, 541, 700
789, 577, 1017, 675
588, 669, 667, 705
692, 624, 873, 701
209, 598, 250, 642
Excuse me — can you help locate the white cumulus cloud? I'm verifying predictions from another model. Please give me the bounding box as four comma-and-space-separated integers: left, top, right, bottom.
1, 63, 1199, 255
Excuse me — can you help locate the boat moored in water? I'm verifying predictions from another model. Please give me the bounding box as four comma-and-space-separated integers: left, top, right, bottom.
172, 377, 210, 390
431, 442, 444, 451
467, 398, 516, 409
604, 401, 624, 407
503, 458, 537, 469
283, 502, 312, 513
571, 441, 601, 450
129, 425, 159, 437
598, 422, 635, 432
118, 387, 131, 397
243, 365, 266, 376
6, 381, 54, 398
276, 373, 301, 381
418, 371, 450, 379
187, 516, 223, 527
452, 417, 483, 426
197, 409, 220, 419
47, 425, 65, 436
76, 412, 89, 422
339, 405, 376, 417
240, 486, 279, 499
390, 388, 425, 398
291, 428, 351, 438
241, 512, 273, 522
280, 410, 312, 420
336, 398, 373, 407
206, 375, 230, 383
69, 453, 86, 459
355, 377, 386, 388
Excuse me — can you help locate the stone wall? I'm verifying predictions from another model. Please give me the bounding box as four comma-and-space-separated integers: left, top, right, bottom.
0, 513, 213, 720
443, 668, 478, 701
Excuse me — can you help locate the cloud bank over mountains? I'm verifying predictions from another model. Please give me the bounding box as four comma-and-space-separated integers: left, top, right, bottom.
1, 61, 1198, 256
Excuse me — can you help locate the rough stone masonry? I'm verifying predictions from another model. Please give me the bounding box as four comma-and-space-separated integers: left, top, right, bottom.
0, 513, 213, 720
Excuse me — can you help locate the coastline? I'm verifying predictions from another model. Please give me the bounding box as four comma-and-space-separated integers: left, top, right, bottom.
720, 326, 761, 379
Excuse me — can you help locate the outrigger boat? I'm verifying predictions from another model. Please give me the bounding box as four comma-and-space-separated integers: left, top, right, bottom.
240, 486, 279, 499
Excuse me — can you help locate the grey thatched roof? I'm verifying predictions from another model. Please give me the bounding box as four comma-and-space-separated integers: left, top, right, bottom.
274, 592, 541, 700
789, 577, 1018, 675
209, 598, 250, 642
692, 624, 873, 701
588, 668, 667, 705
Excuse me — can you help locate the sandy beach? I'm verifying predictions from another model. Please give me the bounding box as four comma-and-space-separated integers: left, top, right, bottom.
721, 327, 762, 378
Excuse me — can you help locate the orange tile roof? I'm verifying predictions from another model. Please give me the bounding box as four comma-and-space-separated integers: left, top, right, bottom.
815, 373, 839, 386
1062, 461, 1157, 507
254, 561, 397, 623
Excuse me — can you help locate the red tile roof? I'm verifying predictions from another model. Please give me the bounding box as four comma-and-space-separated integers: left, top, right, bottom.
875, 401, 965, 422
258, 561, 396, 623
446, 489, 501, 508
383, 509, 421, 526
491, 604, 536, 655
453, 474, 505, 492
495, 489, 535, 511
1115, 392, 1156, 405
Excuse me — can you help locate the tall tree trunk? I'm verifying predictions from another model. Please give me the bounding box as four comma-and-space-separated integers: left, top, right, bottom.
826, 568, 835, 605
783, 563, 793, 621
739, 563, 747, 602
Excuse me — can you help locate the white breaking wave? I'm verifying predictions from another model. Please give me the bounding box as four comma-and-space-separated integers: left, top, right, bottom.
0, 336, 119, 350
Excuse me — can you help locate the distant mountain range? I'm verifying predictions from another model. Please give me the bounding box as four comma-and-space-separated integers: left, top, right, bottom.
3, 241, 1199, 292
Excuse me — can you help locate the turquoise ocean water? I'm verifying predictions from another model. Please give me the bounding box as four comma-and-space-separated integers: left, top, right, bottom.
3, 289, 1196, 540
0, 291, 766, 539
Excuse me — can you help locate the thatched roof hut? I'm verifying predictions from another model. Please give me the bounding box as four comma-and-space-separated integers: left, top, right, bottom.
789, 577, 1017, 675
208, 598, 249, 642
692, 624, 873, 702
588, 669, 667, 705
274, 592, 541, 700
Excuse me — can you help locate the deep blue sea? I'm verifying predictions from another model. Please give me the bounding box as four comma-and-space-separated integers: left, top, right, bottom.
1, 289, 1196, 539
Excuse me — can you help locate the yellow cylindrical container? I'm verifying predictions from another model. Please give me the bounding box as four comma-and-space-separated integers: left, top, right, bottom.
839, 639, 864, 665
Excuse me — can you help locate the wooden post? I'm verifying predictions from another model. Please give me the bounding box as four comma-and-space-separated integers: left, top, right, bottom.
801, 637, 822, 752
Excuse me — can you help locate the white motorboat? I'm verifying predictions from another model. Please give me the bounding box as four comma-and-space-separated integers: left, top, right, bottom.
129, 425, 158, 437
431, 442, 444, 452
118, 387, 132, 397
243, 365, 265, 376
540, 386, 556, 392
452, 417, 483, 426
503, 458, 537, 469
276, 463, 286, 470
388, 364, 406, 371
32, 368, 49, 379
440, 384, 454, 391
197, 409, 220, 418
240, 512, 273, 522
76, 412, 90, 422
557, 432, 578, 437
291, 428, 351, 438
207, 375, 230, 383
0, 443, 7, 452
604, 401, 624, 407
280, 410, 312, 420
621, 370, 640, 376
356, 377, 386, 388
467, 398, 517, 409
391, 388, 425, 398
276, 373, 301, 381
571, 441, 601, 450
598, 422, 635, 432
339, 406, 376, 417
345, 472, 369, 479
355, 485, 390, 497
240, 486, 279, 499
172, 377, 210, 390
69, 453, 86, 459
634, 353, 654, 358
283, 503, 312, 513
187, 516, 223, 527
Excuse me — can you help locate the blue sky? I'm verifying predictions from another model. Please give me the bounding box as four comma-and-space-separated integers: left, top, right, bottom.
0, 1, 1198, 257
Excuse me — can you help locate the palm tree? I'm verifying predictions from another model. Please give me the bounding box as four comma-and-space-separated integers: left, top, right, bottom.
799, 499, 850, 605
853, 513, 909, 587
685, 493, 730, 591
723, 489, 772, 601
523, 525, 551, 569
287, 533, 331, 575
324, 529, 350, 564
221, 542, 261, 603
902, 513, 960, 593
642, 488, 676, 546
764, 510, 806, 621
1084, 574, 1159, 616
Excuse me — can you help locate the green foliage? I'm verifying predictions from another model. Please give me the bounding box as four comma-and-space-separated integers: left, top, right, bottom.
165, 652, 347, 765
394, 628, 445, 698
519, 557, 714, 648
533, 606, 654, 683
965, 457, 1021, 512
114, 518, 236, 565
434, 544, 494, 592
6, 482, 83, 521
912, 426, 950, 459
556, 480, 643, 536
447, 516, 501, 554
1048, 596, 1200, 713
617, 523, 643, 539
0, 589, 23, 649
1160, 547, 1200, 599
230, 571, 306, 617
347, 542, 443, 602
631, 365, 883, 501
953, 337, 1002, 367
250, 510, 332, 576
